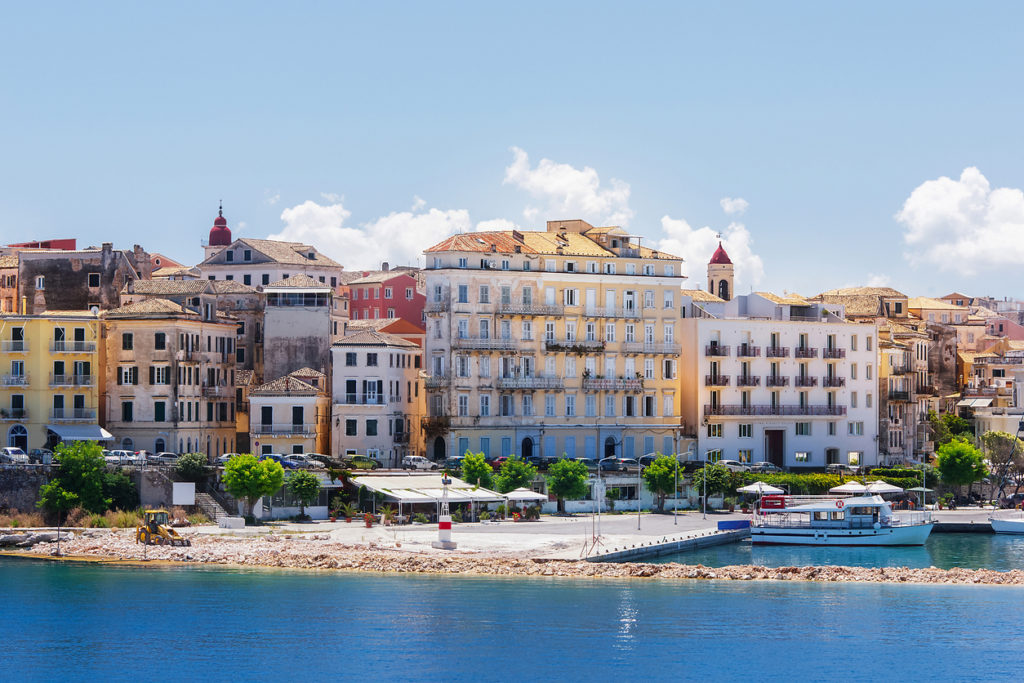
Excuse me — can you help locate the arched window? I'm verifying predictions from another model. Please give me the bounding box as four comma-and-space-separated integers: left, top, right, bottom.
718, 280, 730, 301
122, 437, 134, 451
433, 436, 446, 461
8, 425, 28, 450
521, 437, 533, 460
155, 438, 166, 453
604, 437, 617, 459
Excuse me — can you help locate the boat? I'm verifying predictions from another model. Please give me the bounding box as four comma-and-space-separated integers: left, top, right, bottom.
989, 511, 1024, 534
751, 494, 934, 546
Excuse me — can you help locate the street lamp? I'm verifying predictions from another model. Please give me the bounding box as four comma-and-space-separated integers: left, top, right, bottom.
676, 448, 693, 526
637, 463, 645, 530
596, 456, 617, 538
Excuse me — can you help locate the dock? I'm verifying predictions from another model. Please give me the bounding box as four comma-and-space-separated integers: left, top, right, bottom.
586, 527, 749, 562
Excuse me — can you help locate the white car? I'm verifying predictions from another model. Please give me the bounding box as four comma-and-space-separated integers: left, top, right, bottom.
717, 459, 751, 472
1, 447, 29, 464
148, 452, 179, 465
402, 455, 439, 470
105, 450, 136, 465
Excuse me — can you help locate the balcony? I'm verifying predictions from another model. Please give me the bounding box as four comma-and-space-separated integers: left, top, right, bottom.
623, 342, 681, 355
50, 408, 96, 421
421, 415, 451, 437
1, 340, 28, 352
342, 394, 386, 405
252, 423, 316, 436
705, 374, 731, 386
544, 339, 606, 353
736, 345, 761, 358
794, 376, 818, 387
822, 376, 846, 388
794, 347, 818, 359
822, 348, 846, 359
50, 374, 94, 387
916, 384, 937, 395
424, 374, 451, 390
425, 299, 451, 314
497, 375, 564, 390
705, 345, 730, 357
889, 390, 911, 402
582, 376, 644, 392
703, 404, 847, 417
1, 374, 28, 386
766, 376, 790, 387
736, 375, 761, 387
582, 307, 641, 319
766, 346, 790, 358
890, 364, 910, 375
0, 409, 28, 421
202, 384, 229, 397
51, 340, 97, 353
394, 432, 410, 444
495, 301, 564, 317
452, 337, 518, 351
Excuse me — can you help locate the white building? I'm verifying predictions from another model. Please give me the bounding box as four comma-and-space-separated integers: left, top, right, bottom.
330, 330, 424, 466
248, 371, 330, 455
680, 291, 879, 470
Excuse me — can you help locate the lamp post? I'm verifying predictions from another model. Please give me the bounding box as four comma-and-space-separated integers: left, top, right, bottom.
637, 463, 644, 530
675, 448, 693, 526
596, 456, 616, 539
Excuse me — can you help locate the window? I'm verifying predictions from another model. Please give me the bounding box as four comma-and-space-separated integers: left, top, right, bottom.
605, 395, 616, 417
225, 251, 234, 262
848, 421, 864, 436
117, 366, 138, 385
458, 257, 468, 268
152, 366, 170, 384
850, 392, 858, 408
866, 393, 873, 408
866, 364, 873, 380
262, 274, 270, 285
154, 401, 166, 422
848, 451, 862, 466
706, 423, 723, 438
406, 287, 414, 299
458, 394, 469, 417
384, 287, 392, 299
522, 394, 534, 416
707, 449, 723, 463
457, 285, 468, 303
501, 395, 515, 417
345, 419, 357, 436
739, 424, 753, 438
367, 353, 378, 367
563, 288, 579, 306
663, 394, 674, 416
794, 451, 810, 462
795, 422, 811, 436
644, 359, 654, 379
345, 352, 357, 366
850, 364, 857, 380
88, 273, 100, 288
565, 395, 576, 417
479, 286, 489, 304
243, 249, 251, 261
121, 401, 134, 422
604, 262, 616, 275
154, 332, 166, 350
35, 276, 44, 289
366, 420, 378, 436
738, 449, 752, 463
479, 395, 490, 417
850, 335, 857, 351
122, 333, 134, 350
664, 291, 674, 309
585, 394, 597, 417
828, 422, 837, 436
866, 336, 873, 351
605, 323, 616, 342
545, 395, 556, 417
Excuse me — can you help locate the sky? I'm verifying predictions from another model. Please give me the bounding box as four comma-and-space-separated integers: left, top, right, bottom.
2, 2, 1024, 298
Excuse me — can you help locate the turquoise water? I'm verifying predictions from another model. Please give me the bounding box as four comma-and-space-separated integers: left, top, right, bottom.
2, 558, 1022, 682
652, 533, 1024, 570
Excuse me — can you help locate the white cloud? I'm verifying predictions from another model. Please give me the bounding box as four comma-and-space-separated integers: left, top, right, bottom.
865, 272, 891, 288
265, 193, 280, 206
412, 195, 426, 211
720, 197, 749, 215
656, 216, 764, 292
896, 167, 1024, 276
235, 221, 247, 234
475, 218, 517, 232
503, 147, 633, 227
268, 197, 472, 270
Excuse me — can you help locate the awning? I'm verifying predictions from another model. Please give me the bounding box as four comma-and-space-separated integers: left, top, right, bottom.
46, 424, 114, 442
956, 398, 994, 408
504, 487, 549, 502
351, 473, 505, 504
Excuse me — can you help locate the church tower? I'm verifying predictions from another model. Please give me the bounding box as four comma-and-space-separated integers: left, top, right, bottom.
708, 241, 734, 301
203, 203, 233, 261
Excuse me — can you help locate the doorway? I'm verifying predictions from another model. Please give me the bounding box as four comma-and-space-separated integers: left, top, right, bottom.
765, 429, 784, 467
433, 436, 446, 461
604, 437, 616, 459
521, 437, 533, 460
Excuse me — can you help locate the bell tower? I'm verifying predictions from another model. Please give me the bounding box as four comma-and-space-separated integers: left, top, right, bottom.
708, 239, 734, 301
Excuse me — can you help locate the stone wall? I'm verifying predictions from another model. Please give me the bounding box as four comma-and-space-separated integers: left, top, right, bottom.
0, 466, 50, 513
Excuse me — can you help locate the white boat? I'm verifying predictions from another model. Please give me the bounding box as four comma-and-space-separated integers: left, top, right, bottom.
989, 512, 1024, 534
751, 494, 934, 546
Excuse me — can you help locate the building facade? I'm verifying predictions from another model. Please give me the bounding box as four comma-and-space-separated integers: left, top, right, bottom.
262, 275, 333, 382
348, 265, 426, 328
248, 373, 330, 455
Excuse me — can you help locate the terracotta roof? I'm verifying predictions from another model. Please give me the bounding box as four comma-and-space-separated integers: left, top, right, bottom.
265, 274, 330, 288
941, 292, 971, 300
337, 271, 365, 285
816, 294, 882, 318
128, 280, 211, 295
235, 238, 342, 268
102, 298, 197, 318
681, 289, 725, 303
908, 296, 966, 311
755, 291, 810, 306
289, 367, 325, 378
349, 269, 420, 286
236, 370, 256, 387
152, 266, 201, 278
332, 330, 418, 348
709, 242, 732, 265
425, 231, 536, 254
520, 231, 612, 257
0, 254, 18, 268
249, 375, 319, 396
819, 286, 907, 297
209, 280, 258, 294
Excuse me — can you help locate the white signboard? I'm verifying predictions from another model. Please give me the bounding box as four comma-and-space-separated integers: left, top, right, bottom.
172, 482, 196, 506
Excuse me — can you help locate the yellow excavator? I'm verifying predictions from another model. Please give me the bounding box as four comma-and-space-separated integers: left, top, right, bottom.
135, 509, 192, 547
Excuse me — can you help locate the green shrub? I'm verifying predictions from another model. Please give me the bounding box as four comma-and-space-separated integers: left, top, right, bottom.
451, 508, 464, 523
175, 452, 209, 482
413, 513, 430, 524
479, 510, 491, 520
869, 468, 924, 478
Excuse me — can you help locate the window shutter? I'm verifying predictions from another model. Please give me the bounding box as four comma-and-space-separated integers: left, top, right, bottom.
377, 380, 383, 397
149, 366, 155, 385
133, 368, 139, 385
117, 368, 123, 386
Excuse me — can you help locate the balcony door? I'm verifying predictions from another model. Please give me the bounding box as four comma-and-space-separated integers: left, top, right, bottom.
292, 406, 304, 431
261, 406, 273, 429
765, 429, 784, 467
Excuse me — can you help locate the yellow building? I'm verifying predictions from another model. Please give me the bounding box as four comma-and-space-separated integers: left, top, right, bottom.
0, 311, 110, 451
423, 219, 685, 462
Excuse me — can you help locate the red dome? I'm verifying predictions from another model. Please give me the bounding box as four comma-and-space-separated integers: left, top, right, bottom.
209, 206, 232, 246
709, 241, 732, 265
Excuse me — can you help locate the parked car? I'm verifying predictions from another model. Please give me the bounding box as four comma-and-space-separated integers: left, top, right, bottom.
490, 456, 512, 471
305, 453, 338, 468
28, 448, 53, 464
347, 454, 380, 470
826, 463, 861, 475
148, 452, 180, 465
573, 457, 598, 470
749, 461, 782, 474
717, 459, 751, 472
402, 455, 439, 470
259, 453, 300, 469
283, 454, 318, 469
105, 450, 136, 465
442, 457, 464, 471
1, 447, 29, 464
526, 455, 558, 469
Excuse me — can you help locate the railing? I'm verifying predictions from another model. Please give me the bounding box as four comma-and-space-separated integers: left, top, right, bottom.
202, 384, 228, 397
753, 511, 930, 529
703, 404, 847, 417
0, 409, 28, 420
794, 376, 818, 387
766, 376, 790, 387
822, 348, 846, 359
582, 307, 641, 319
1, 374, 28, 386
916, 385, 937, 395
888, 390, 911, 402
424, 375, 451, 389
545, 339, 606, 352
51, 341, 97, 353
705, 345, 730, 357
452, 337, 518, 351
705, 375, 731, 386
50, 409, 96, 421
890, 364, 910, 375
50, 374, 94, 387
794, 347, 818, 358
736, 375, 761, 387
252, 423, 316, 435
495, 301, 564, 316
342, 395, 386, 405
623, 342, 681, 355
1, 340, 27, 352
766, 346, 790, 358
393, 432, 410, 444
736, 345, 761, 357
425, 299, 450, 314
582, 377, 644, 392
822, 376, 846, 388
497, 376, 564, 390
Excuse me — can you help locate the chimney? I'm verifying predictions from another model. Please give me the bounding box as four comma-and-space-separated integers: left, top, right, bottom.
381, 262, 390, 271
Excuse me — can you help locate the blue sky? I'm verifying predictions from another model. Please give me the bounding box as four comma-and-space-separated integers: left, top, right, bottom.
2, 2, 1023, 297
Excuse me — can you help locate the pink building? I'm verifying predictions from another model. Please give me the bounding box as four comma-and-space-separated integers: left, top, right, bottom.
347, 265, 425, 331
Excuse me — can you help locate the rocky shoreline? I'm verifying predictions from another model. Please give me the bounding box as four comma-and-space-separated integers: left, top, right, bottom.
5, 531, 1024, 586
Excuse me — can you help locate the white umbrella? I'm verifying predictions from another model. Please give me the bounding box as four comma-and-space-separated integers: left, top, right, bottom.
829, 481, 868, 494
737, 482, 784, 494
865, 480, 903, 494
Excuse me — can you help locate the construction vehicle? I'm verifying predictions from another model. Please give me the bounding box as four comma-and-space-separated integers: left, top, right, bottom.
135, 509, 191, 547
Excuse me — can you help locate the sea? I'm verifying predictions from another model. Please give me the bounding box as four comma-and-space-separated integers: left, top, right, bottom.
2, 555, 1023, 682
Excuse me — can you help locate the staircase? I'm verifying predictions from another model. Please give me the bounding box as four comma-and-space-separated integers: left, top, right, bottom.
195, 492, 232, 522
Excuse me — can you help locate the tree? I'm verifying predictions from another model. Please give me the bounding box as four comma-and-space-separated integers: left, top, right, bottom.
102, 470, 138, 511
494, 456, 538, 494
928, 410, 973, 447
981, 430, 1024, 498
641, 454, 679, 513
546, 458, 588, 513
461, 451, 493, 489
286, 470, 321, 519
222, 454, 285, 519
38, 441, 109, 514
935, 438, 988, 491
691, 464, 733, 506
175, 452, 209, 482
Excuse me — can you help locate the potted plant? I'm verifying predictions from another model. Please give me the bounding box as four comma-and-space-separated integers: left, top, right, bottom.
741, 500, 750, 513
380, 504, 397, 526
724, 496, 738, 512
364, 512, 374, 528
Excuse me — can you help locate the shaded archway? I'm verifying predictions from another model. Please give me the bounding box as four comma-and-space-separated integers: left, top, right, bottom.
155, 438, 166, 453
8, 425, 28, 451
433, 436, 446, 461
521, 437, 534, 460
604, 437, 616, 458
718, 279, 730, 301
121, 437, 134, 451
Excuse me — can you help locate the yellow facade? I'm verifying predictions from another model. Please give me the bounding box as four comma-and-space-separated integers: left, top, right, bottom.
0, 312, 104, 451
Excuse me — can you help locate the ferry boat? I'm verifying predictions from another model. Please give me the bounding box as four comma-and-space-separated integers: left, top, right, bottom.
989, 511, 1024, 534
751, 494, 934, 546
